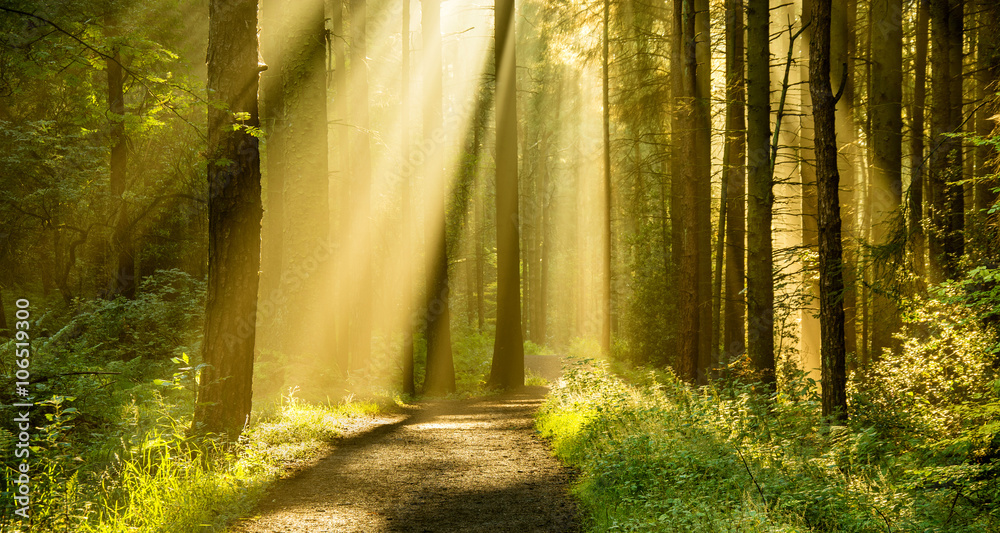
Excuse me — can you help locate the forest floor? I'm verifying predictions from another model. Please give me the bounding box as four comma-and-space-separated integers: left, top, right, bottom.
229, 385, 581, 533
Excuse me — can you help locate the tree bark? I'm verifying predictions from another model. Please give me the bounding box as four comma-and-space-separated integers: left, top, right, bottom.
746, 0, 775, 387
811, 0, 848, 421
722, 0, 746, 368
976, 0, 999, 218
350, 0, 373, 371
488, 0, 525, 390
193, 0, 263, 440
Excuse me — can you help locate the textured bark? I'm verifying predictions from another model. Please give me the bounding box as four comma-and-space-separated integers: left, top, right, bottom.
193, 0, 263, 439
869, 0, 903, 359
672, 0, 700, 382
694, 0, 712, 382
488, 0, 525, 390
811, 0, 848, 421
722, 0, 746, 366
422, 0, 455, 395
746, 0, 775, 386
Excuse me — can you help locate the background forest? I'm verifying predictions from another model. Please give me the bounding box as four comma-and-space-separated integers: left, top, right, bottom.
1, 0, 1000, 531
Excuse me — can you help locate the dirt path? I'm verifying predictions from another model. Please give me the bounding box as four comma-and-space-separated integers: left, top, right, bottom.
230, 386, 581, 533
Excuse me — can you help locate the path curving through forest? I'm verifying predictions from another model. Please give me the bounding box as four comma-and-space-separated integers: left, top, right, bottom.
230, 386, 581, 533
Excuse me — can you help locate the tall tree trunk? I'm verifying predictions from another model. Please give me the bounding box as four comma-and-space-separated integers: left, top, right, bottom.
193, 0, 263, 439
976, 0, 999, 219
800, 0, 821, 378
282, 0, 330, 359
811, 0, 848, 421
929, 0, 964, 281
722, 0, 746, 368
833, 0, 859, 366
488, 0, 525, 390
330, 0, 350, 374
673, 0, 700, 381
869, 0, 903, 359
910, 0, 929, 284
694, 0, 712, 382
422, 0, 455, 395
260, 0, 285, 349
350, 0, 373, 370
401, 0, 415, 395
746, 0, 775, 387
106, 31, 134, 299
601, 0, 613, 355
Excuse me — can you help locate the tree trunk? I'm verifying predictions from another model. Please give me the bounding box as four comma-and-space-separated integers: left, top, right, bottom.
910, 0, 929, 283
422, 0, 455, 395
722, 0, 746, 368
488, 0, 525, 390
330, 0, 350, 374
193, 0, 263, 440
694, 0, 712, 382
282, 0, 329, 360
976, 0, 999, 218
401, 0, 415, 396
811, 0, 848, 421
259, 0, 285, 351
107, 45, 135, 300
746, 0, 775, 387
601, 0, 613, 356
869, 0, 903, 359
350, 0, 373, 371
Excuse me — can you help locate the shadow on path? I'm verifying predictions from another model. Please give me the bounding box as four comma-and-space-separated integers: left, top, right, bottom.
230, 386, 580, 533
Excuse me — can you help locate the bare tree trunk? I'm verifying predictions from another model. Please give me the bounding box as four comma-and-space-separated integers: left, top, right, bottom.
260, 0, 285, 350
601, 0, 613, 355
193, 0, 263, 439
811, 0, 848, 421
722, 0, 746, 368
869, 0, 903, 359
106, 41, 135, 300
422, 0, 455, 395
488, 0, 524, 390
910, 0, 929, 284
746, 0, 775, 387
694, 0, 712, 382
976, 0, 999, 219
401, 0, 414, 395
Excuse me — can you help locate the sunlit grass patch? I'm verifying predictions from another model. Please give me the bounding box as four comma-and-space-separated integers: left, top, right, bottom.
70, 391, 383, 533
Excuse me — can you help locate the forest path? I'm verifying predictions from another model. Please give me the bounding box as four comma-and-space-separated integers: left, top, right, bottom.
229, 386, 581, 533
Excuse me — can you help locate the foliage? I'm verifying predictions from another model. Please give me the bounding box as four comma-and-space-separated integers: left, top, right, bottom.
539, 349, 999, 532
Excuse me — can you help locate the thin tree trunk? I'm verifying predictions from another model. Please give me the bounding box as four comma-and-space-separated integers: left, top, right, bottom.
694, 0, 712, 382
722, 0, 746, 368
811, 0, 848, 421
911, 0, 929, 284
331, 0, 350, 374
401, 0, 414, 395
746, 0, 775, 387
193, 0, 263, 439
488, 0, 525, 390
601, 0, 613, 355
260, 0, 285, 350
107, 43, 134, 300
976, 1, 999, 218
350, 0, 373, 371
869, 0, 903, 359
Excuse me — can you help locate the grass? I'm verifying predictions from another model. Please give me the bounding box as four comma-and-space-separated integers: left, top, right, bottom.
537, 358, 1000, 532
2, 390, 386, 533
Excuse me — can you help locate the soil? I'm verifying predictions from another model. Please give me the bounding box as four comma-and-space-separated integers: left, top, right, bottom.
229, 386, 581, 533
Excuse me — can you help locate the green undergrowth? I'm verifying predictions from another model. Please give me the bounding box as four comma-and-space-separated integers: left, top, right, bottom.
537, 358, 1000, 532
1, 390, 385, 533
